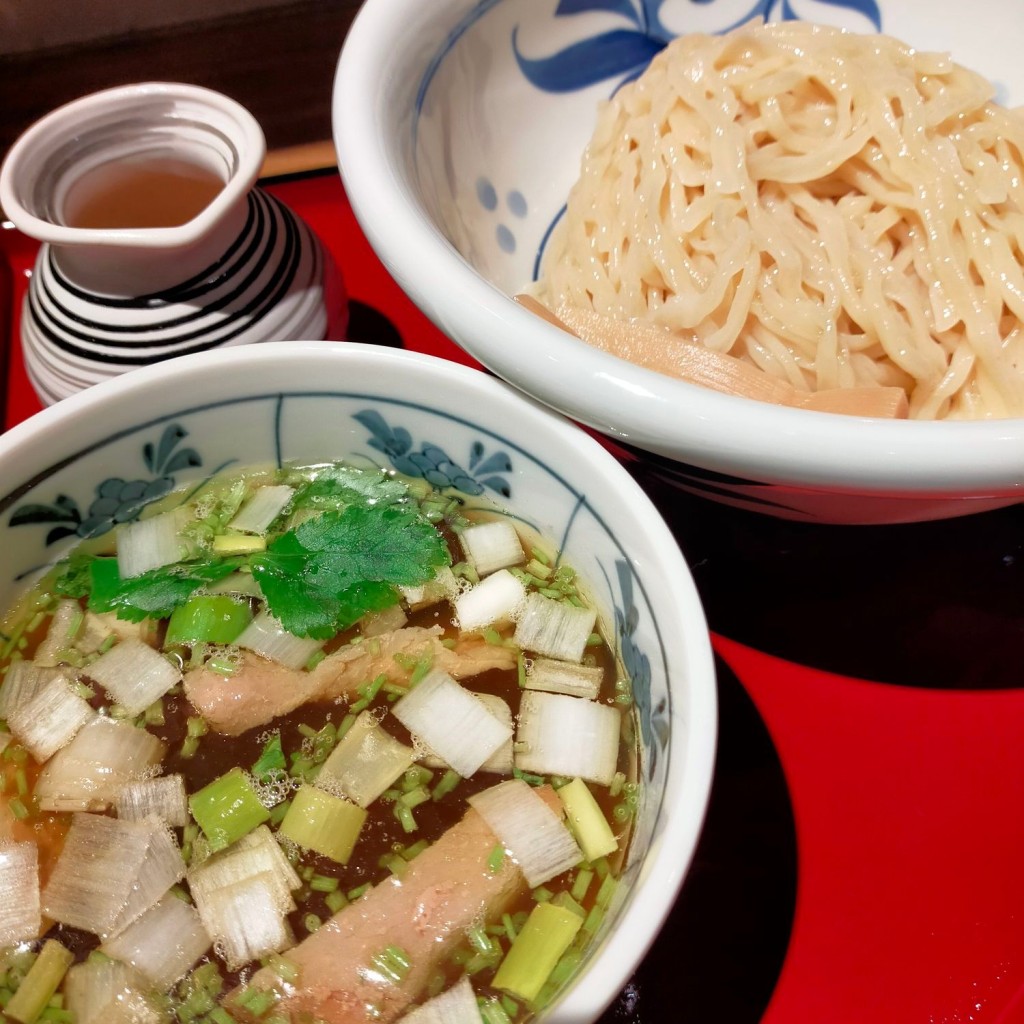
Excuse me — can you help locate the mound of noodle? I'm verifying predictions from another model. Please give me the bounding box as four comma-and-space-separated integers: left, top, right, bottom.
533, 21, 1024, 420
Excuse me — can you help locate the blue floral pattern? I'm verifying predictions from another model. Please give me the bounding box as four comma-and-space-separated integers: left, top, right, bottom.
353, 410, 514, 497
8, 425, 201, 545
514, 0, 882, 94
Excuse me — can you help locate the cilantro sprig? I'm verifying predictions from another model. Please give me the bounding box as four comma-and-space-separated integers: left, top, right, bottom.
54, 499, 451, 640
250, 504, 450, 639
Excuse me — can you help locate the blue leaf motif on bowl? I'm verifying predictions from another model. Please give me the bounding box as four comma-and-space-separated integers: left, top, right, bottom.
610, 557, 665, 780
7, 424, 202, 545
514, 0, 881, 94
354, 410, 514, 498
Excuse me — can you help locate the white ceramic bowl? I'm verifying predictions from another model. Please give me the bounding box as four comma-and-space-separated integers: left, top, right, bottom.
333, 0, 1024, 525
0, 341, 716, 1024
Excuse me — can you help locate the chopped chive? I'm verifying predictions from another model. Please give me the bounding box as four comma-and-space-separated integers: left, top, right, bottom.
479, 997, 513, 1024
582, 904, 605, 936
570, 869, 594, 903
8, 798, 28, 821
394, 802, 417, 833
402, 839, 429, 861
487, 844, 506, 873
431, 769, 460, 802
310, 874, 340, 893
304, 914, 322, 934
325, 889, 348, 914
595, 873, 618, 910
401, 766, 434, 792
368, 946, 411, 984
347, 883, 370, 902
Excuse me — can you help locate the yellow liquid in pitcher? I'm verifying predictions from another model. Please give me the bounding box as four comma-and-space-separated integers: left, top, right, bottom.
63, 157, 225, 229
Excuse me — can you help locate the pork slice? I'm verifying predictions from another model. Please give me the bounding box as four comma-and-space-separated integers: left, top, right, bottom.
185, 627, 517, 737
234, 787, 562, 1024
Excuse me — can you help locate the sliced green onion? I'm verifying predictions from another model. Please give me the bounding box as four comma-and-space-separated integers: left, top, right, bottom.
5, 940, 73, 1024
278, 785, 366, 864
165, 595, 253, 648
557, 777, 618, 862
491, 902, 583, 1003
188, 767, 270, 852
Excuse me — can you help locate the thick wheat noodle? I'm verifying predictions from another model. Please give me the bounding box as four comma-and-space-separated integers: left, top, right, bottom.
533, 20, 1024, 419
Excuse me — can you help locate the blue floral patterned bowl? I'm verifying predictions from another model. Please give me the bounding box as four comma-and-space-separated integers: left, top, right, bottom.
334, 0, 1024, 525
0, 340, 716, 1024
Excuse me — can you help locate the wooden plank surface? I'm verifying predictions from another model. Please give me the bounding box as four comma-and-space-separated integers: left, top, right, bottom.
0, 0, 360, 160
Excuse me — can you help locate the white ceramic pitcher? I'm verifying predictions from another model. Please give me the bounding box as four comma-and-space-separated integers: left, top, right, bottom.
0, 82, 346, 405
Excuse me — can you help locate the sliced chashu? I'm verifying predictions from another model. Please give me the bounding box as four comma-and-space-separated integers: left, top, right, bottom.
185, 625, 517, 736
233, 787, 563, 1023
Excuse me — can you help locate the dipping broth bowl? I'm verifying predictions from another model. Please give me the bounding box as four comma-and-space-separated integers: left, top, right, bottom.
0, 341, 716, 1024
333, 0, 1024, 525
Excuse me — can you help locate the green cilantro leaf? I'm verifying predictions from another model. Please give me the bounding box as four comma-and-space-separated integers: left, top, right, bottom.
250, 504, 450, 639
81, 557, 241, 622
290, 465, 413, 514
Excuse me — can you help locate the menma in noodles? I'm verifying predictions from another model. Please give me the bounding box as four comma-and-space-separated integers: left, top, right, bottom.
532, 20, 1024, 420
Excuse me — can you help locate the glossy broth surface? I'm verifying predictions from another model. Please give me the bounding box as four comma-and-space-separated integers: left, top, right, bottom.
63, 157, 224, 229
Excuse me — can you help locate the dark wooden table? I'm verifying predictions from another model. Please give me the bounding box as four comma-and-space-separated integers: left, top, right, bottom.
0, 0, 360, 162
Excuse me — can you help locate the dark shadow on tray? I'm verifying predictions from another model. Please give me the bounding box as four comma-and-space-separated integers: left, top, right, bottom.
622, 449, 1024, 690
598, 655, 797, 1024
343, 300, 405, 349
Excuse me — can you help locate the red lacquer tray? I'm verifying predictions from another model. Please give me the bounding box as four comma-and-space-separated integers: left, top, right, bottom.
5, 170, 1024, 1024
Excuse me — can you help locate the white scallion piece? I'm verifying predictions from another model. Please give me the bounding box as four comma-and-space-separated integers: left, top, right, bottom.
86, 611, 160, 647
360, 602, 409, 638
35, 716, 165, 812
187, 825, 300, 913
7, 675, 95, 763
516, 691, 620, 787
468, 779, 583, 888
115, 774, 189, 828
73, 611, 117, 656
117, 508, 190, 580
32, 599, 84, 666
42, 813, 185, 940
315, 710, 415, 808
228, 484, 295, 535
460, 520, 526, 577
206, 571, 264, 599
400, 566, 460, 610
0, 842, 40, 946
513, 592, 597, 664
65, 958, 166, 1024
198, 870, 295, 971
392, 670, 513, 778
525, 658, 604, 700
453, 569, 526, 633
397, 976, 480, 1024
100, 893, 211, 991
235, 611, 325, 670
420, 693, 513, 775
0, 661, 67, 719
86, 638, 181, 716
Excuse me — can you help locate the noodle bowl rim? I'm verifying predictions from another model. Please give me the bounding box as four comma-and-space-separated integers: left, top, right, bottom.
333, 2, 1024, 497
